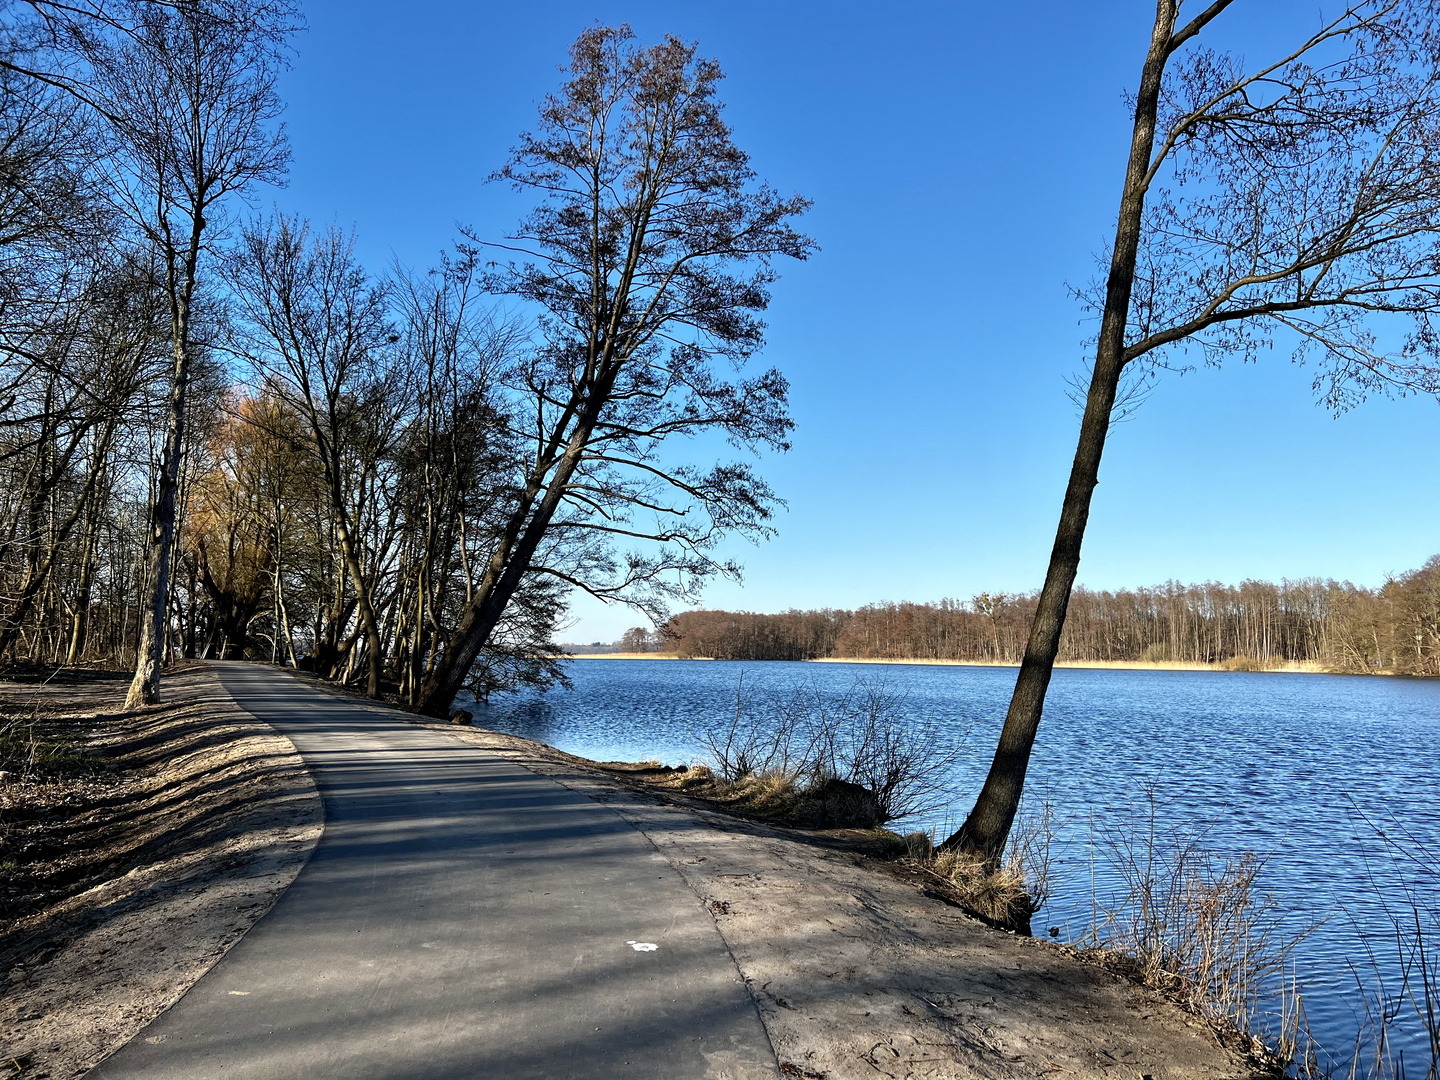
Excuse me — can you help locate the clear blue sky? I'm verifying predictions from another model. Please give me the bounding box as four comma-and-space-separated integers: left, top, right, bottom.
266, 1, 1440, 642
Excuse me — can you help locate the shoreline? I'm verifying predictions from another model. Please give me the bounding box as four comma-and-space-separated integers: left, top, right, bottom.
2, 662, 1263, 1078
386, 692, 1258, 1078
566, 652, 1336, 673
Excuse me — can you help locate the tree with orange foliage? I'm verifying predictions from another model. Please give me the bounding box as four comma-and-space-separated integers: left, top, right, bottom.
183, 392, 319, 660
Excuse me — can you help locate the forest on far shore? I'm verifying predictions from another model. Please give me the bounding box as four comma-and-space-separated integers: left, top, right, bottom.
609, 557, 1440, 676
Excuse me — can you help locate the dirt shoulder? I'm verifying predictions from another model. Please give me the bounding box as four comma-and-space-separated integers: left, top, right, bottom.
294, 673, 1255, 1080
0, 664, 322, 1079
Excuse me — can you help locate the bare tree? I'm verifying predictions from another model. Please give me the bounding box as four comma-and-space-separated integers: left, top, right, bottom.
945, 0, 1440, 862
227, 216, 406, 697
0, 255, 163, 658
412, 25, 814, 718
389, 254, 567, 703
73, 0, 295, 706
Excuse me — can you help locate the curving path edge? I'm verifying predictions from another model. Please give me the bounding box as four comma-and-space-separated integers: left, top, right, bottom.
91, 661, 778, 1080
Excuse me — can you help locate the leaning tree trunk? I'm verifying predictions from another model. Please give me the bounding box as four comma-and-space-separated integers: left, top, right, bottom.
941, 0, 1176, 864
126, 227, 201, 710
414, 364, 618, 718
125, 363, 187, 705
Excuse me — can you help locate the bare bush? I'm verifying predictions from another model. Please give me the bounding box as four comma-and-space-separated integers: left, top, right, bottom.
1085, 786, 1308, 1059
809, 682, 962, 823
697, 675, 963, 825
1342, 802, 1439, 1080
1006, 798, 1056, 913
697, 675, 818, 785
1344, 903, 1440, 1080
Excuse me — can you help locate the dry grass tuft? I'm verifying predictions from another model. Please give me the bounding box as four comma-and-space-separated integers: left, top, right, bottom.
930, 849, 1039, 930
1219, 655, 1269, 672
906, 803, 1055, 934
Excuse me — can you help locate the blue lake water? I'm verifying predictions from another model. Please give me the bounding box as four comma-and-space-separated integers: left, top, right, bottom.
464, 659, 1440, 1068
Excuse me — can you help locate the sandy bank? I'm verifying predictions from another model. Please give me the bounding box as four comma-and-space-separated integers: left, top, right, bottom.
4, 663, 1260, 1079
346, 680, 1256, 1079
570, 653, 1330, 673
0, 665, 321, 1078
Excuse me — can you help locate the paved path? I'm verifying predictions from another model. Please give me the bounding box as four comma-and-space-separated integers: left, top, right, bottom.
94, 662, 778, 1080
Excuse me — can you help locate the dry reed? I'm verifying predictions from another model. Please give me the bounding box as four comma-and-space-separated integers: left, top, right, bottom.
1082, 785, 1311, 1070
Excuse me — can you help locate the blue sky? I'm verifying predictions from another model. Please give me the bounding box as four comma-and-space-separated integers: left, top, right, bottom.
266, 1, 1440, 642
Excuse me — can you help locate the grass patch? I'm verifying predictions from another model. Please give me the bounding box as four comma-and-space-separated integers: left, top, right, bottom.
928, 848, 1041, 932
1, 709, 102, 784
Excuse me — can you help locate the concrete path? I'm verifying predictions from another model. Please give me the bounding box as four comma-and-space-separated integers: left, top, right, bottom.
93, 662, 778, 1080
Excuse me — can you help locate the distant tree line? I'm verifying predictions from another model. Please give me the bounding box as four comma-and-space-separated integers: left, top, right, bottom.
635, 559, 1440, 675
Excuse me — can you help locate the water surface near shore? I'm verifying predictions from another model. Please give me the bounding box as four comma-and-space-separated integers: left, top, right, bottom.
464, 659, 1440, 1067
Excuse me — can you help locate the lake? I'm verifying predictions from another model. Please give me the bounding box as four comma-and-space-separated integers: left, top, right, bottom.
462, 659, 1440, 1069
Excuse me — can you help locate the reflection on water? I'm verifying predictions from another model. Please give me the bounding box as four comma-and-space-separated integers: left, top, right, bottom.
464, 659, 1440, 1067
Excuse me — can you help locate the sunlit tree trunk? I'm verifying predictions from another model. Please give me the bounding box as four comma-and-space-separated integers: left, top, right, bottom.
126, 217, 201, 708
943, 0, 1182, 863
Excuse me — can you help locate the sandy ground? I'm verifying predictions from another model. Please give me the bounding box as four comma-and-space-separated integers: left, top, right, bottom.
0, 665, 321, 1079
335, 684, 1258, 1080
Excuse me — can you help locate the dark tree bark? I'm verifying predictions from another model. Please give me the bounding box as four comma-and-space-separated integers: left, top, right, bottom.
412, 26, 812, 718
944, 0, 1199, 863
128, 219, 201, 705
945, 0, 1440, 862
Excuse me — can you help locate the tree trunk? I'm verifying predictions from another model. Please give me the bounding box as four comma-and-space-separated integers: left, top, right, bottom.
273, 508, 298, 666
65, 467, 105, 664
1, 424, 115, 661
183, 555, 200, 658
414, 366, 617, 718
942, 0, 1177, 864
126, 224, 201, 709
333, 508, 384, 697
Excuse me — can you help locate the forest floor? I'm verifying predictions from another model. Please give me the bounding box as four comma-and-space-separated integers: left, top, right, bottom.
0, 664, 321, 1079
